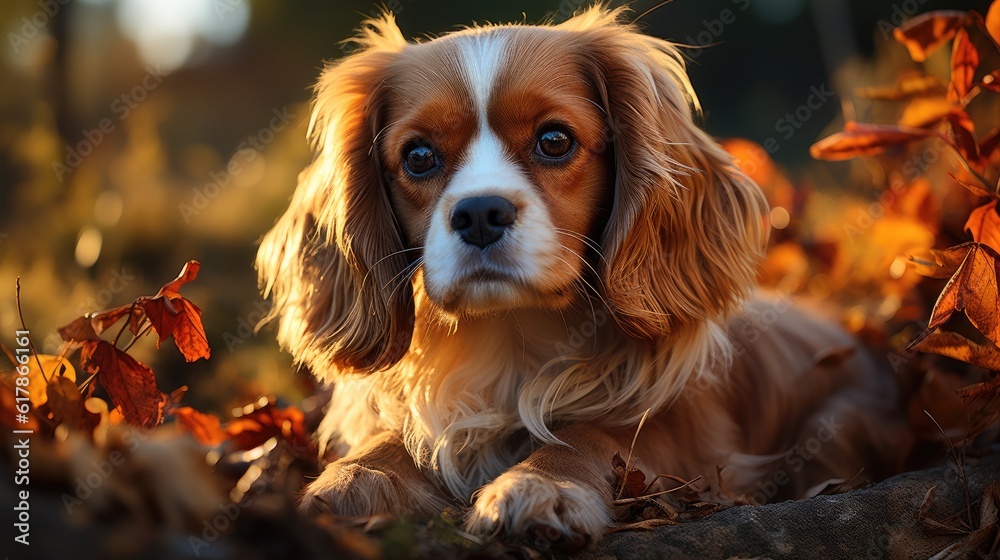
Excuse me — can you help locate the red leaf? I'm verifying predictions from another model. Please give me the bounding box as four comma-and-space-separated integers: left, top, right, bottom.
948, 28, 980, 102
810, 122, 934, 161
174, 406, 226, 446
142, 296, 210, 362
58, 316, 100, 344
82, 340, 165, 428
892, 11, 973, 62
225, 400, 312, 453
140, 261, 210, 362
156, 260, 201, 298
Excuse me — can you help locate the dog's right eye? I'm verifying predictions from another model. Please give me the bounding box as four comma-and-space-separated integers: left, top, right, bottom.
404, 144, 439, 177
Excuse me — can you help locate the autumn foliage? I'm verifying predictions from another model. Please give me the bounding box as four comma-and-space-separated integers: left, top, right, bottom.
808, 1, 1000, 443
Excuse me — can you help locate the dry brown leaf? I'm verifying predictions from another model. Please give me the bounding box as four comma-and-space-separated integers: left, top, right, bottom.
922, 243, 1000, 346
612, 451, 648, 499
946, 111, 980, 167
908, 244, 973, 279
913, 329, 1000, 371
810, 121, 935, 160
82, 340, 166, 428
893, 10, 974, 62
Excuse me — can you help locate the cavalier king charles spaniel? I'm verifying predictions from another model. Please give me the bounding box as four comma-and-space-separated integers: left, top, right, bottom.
256, 6, 909, 545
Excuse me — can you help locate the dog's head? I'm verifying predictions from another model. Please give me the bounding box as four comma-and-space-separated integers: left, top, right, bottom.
256, 7, 768, 378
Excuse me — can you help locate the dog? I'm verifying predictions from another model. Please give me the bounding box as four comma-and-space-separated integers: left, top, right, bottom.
255, 6, 909, 545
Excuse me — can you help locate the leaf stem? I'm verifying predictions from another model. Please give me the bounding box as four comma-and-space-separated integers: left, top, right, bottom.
15, 277, 48, 383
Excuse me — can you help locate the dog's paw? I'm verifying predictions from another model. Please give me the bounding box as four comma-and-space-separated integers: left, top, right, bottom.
298, 460, 443, 517
466, 469, 612, 550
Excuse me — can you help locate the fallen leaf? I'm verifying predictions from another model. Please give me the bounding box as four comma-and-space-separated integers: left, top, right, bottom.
82, 340, 165, 428
893, 11, 973, 62
612, 451, 648, 499
810, 121, 935, 161
174, 406, 226, 446
948, 28, 980, 102
225, 400, 313, 453
911, 329, 1000, 371
908, 244, 977, 279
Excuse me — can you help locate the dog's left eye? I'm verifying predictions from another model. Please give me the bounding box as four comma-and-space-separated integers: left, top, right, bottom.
404, 144, 440, 177
535, 127, 574, 160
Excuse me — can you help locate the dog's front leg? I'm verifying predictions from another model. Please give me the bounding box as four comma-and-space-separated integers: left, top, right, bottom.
299, 431, 448, 517
466, 425, 621, 548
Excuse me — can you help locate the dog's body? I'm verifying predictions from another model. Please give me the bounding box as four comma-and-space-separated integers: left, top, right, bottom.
257, 7, 908, 543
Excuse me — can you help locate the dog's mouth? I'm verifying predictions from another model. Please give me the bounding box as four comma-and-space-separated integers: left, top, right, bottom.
430, 265, 575, 315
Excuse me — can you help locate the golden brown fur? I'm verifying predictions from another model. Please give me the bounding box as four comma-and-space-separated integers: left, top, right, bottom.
256, 6, 909, 545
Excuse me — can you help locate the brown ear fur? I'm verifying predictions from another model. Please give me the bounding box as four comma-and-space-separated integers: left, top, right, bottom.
256, 17, 413, 379
565, 9, 769, 338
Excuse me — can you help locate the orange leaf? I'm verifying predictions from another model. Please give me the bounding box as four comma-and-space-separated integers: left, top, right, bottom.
948, 28, 980, 102
156, 260, 201, 298
855, 73, 946, 100
57, 316, 100, 344
987, 0, 1000, 47
225, 401, 312, 453
980, 128, 1000, 160
924, 243, 1000, 346
899, 96, 954, 128
949, 172, 996, 198
143, 296, 210, 362
966, 200, 1000, 250
810, 122, 934, 161
82, 340, 165, 428
908, 243, 977, 279
174, 406, 226, 446
46, 375, 87, 429
892, 11, 973, 62
913, 329, 1000, 371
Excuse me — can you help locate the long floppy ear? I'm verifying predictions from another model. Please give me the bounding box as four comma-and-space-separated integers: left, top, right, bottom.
564, 8, 769, 339
256, 16, 413, 380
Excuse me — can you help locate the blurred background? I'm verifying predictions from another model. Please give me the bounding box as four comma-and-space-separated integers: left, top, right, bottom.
0, 0, 993, 415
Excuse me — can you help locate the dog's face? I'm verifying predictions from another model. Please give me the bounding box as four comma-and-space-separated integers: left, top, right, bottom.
382, 30, 613, 314
256, 8, 769, 377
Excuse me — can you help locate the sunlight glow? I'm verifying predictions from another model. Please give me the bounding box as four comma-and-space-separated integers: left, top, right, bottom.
115, 0, 250, 72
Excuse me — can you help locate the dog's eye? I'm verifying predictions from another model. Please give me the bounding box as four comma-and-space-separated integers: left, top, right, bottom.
404, 144, 439, 177
535, 127, 574, 160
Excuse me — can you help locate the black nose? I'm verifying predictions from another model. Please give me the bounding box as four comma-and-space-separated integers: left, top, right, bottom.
449, 196, 518, 249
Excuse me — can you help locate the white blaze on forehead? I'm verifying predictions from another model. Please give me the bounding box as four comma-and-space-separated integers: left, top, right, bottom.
455, 31, 508, 120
